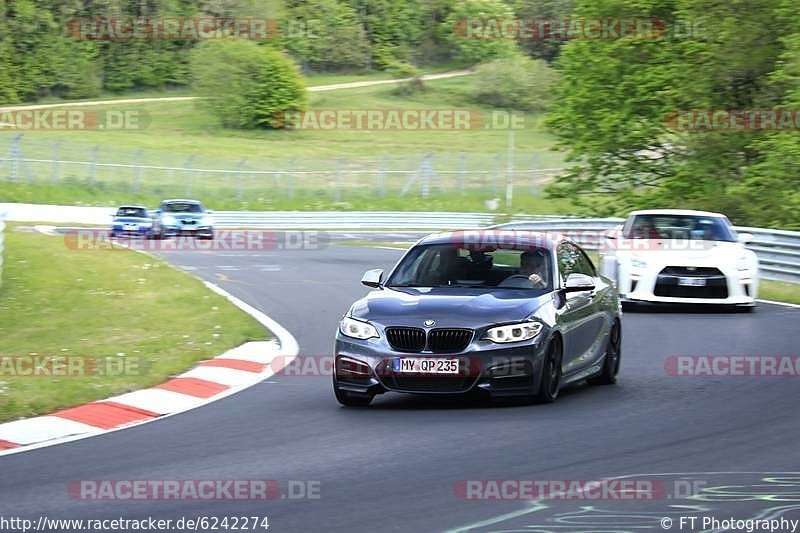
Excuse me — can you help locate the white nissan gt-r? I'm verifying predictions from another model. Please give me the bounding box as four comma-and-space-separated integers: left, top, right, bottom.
599, 209, 758, 308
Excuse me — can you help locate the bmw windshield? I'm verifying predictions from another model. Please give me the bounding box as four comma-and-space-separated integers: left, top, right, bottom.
386, 244, 553, 291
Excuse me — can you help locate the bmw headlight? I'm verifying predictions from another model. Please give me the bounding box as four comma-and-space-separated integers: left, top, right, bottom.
162, 215, 178, 226
630, 257, 648, 269
340, 317, 379, 340
484, 321, 543, 344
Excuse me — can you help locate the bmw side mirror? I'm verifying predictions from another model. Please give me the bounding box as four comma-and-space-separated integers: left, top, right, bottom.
207, 210, 214, 214
361, 269, 384, 289
738, 232, 753, 244
563, 273, 595, 293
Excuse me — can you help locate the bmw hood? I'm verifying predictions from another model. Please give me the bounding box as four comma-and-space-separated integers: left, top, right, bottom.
348, 287, 549, 328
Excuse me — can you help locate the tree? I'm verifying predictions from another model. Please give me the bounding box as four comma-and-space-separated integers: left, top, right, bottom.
471, 52, 558, 112
445, 0, 518, 65
191, 40, 307, 129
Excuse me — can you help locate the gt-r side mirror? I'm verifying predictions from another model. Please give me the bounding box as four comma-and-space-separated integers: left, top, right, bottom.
563, 273, 595, 293
738, 232, 753, 244
361, 269, 384, 289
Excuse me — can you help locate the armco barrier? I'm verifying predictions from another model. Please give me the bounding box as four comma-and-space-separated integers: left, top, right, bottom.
1, 204, 797, 283
494, 218, 800, 284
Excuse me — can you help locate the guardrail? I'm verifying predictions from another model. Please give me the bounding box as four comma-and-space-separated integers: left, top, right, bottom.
1, 204, 797, 283
494, 218, 800, 284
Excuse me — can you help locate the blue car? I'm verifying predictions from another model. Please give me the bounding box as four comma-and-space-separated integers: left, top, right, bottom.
333, 231, 622, 406
110, 206, 153, 238
152, 199, 214, 239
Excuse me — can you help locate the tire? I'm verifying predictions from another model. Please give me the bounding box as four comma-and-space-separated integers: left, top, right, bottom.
590, 320, 621, 385
534, 336, 562, 404
334, 385, 373, 407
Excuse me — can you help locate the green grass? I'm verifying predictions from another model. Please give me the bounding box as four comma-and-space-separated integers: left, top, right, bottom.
759, 279, 800, 305
0, 225, 267, 422
0, 74, 568, 211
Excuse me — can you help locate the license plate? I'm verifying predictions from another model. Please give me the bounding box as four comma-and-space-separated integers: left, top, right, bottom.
678, 277, 706, 287
123, 224, 138, 231
393, 358, 459, 374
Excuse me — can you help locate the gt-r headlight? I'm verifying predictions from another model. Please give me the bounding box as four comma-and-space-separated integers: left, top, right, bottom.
162, 215, 178, 226
736, 256, 753, 271
340, 317, 379, 340
484, 321, 543, 344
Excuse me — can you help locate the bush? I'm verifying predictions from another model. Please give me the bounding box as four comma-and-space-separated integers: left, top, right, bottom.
445, 0, 517, 65
471, 53, 557, 112
191, 41, 307, 129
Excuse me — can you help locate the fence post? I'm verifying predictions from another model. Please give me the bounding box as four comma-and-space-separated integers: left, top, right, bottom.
420, 153, 432, 199
88, 145, 99, 187
9, 134, 22, 183
51, 139, 62, 185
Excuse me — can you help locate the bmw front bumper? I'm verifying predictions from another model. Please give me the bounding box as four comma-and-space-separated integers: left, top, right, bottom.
333, 333, 550, 398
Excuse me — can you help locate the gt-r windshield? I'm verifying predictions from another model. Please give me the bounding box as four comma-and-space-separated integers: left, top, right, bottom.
386, 244, 553, 291
163, 203, 204, 213
623, 215, 736, 242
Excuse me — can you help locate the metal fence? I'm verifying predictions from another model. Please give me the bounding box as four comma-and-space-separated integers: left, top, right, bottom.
0, 133, 565, 202
0, 208, 5, 289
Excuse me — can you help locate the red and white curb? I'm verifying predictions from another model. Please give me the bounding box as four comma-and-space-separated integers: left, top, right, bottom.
0, 281, 298, 456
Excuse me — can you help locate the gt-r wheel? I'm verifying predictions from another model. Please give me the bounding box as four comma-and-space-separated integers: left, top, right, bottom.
334, 385, 373, 407
591, 320, 621, 385
534, 336, 562, 404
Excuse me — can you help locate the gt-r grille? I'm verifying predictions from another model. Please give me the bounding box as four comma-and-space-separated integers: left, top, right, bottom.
660, 266, 723, 277
385, 328, 473, 353
654, 267, 729, 299
428, 329, 473, 353
386, 328, 426, 352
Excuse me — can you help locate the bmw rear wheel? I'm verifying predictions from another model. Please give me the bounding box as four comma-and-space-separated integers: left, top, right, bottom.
590, 320, 621, 385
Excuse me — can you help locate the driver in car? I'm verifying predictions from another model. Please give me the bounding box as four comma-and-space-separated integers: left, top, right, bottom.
519, 251, 549, 289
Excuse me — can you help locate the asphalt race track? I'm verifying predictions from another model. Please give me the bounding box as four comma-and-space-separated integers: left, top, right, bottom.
1, 243, 799, 532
